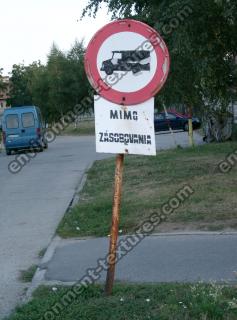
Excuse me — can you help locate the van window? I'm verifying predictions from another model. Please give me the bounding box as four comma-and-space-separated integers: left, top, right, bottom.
6, 114, 19, 129
22, 112, 35, 128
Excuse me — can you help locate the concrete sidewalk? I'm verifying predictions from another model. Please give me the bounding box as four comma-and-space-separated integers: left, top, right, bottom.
36, 233, 237, 285
155, 131, 203, 150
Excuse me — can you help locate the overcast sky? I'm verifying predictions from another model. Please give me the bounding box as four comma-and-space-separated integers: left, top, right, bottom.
0, 0, 111, 75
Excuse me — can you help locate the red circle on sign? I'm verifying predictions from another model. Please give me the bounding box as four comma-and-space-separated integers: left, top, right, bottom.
84, 19, 170, 105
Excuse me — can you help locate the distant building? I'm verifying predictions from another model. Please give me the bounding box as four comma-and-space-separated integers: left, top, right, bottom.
0, 76, 10, 109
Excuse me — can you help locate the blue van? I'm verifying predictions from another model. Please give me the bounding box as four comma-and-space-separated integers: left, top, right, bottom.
2, 106, 48, 155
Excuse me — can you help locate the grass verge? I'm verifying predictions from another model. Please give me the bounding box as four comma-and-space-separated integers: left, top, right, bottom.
19, 265, 38, 283
57, 141, 237, 238
62, 121, 95, 136
7, 284, 237, 320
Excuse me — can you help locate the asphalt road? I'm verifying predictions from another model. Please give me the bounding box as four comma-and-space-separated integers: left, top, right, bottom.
0, 131, 202, 319
0, 136, 108, 319
44, 233, 237, 284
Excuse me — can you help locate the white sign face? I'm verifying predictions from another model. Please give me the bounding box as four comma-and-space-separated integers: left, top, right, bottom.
97, 32, 157, 93
94, 96, 156, 156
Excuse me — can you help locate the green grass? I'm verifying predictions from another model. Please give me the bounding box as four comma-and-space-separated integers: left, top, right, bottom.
57, 141, 237, 238
7, 284, 237, 320
63, 121, 95, 136
19, 265, 38, 283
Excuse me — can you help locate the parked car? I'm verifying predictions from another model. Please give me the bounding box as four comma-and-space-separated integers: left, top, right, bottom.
154, 111, 201, 132
2, 106, 48, 155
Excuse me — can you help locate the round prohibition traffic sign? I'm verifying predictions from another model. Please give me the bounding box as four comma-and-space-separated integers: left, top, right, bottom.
85, 19, 170, 106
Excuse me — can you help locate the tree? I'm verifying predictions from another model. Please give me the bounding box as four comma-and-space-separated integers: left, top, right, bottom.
9, 64, 33, 106
0, 68, 6, 91
46, 44, 69, 121
26, 61, 50, 122
67, 40, 90, 106
83, 0, 237, 141
8, 41, 92, 123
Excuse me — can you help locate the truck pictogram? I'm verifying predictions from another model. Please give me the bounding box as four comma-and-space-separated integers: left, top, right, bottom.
101, 50, 151, 75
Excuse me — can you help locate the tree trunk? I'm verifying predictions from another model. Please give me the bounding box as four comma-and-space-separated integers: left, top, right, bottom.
203, 112, 233, 142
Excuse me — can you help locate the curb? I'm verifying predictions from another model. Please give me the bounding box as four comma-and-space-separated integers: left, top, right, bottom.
24, 236, 61, 302
70, 162, 91, 208
149, 231, 237, 236
43, 231, 237, 243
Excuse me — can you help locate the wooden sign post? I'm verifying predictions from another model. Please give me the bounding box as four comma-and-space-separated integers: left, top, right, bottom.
105, 154, 124, 295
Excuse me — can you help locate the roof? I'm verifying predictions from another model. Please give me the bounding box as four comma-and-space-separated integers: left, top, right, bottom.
8, 106, 37, 109
3, 106, 39, 114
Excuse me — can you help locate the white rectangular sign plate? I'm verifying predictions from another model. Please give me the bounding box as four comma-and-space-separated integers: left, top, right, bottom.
94, 96, 156, 155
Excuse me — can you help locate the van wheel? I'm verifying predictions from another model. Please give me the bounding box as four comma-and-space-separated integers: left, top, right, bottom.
6, 149, 11, 156
43, 141, 48, 149
37, 138, 44, 152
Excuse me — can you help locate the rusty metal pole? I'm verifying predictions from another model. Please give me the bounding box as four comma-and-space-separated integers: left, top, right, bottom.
105, 153, 124, 296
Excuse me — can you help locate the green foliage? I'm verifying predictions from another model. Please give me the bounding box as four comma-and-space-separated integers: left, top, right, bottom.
0, 68, 5, 90
8, 40, 91, 123
83, 0, 237, 139
7, 284, 237, 320
63, 121, 95, 136
8, 2, 237, 132
0, 68, 8, 92
9, 64, 33, 107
